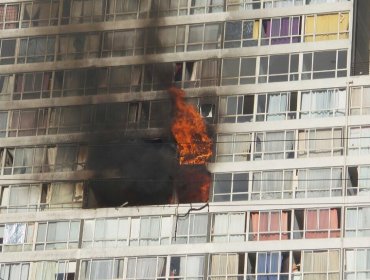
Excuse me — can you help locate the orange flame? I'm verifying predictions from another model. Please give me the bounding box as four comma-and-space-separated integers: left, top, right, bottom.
168, 87, 212, 203
168, 87, 212, 165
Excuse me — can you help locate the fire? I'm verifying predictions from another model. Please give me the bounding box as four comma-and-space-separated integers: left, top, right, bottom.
168, 87, 212, 203
168, 87, 212, 165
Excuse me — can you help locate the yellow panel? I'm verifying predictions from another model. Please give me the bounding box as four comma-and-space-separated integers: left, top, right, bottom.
339, 13, 349, 32
253, 20, 260, 39
316, 14, 339, 40
305, 15, 314, 35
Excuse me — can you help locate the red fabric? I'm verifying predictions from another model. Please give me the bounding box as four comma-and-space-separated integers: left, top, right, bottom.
305, 209, 339, 239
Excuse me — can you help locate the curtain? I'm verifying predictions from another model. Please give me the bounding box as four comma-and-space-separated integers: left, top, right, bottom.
303, 251, 328, 280
213, 213, 228, 242
265, 132, 285, 159
267, 93, 287, 120
261, 171, 283, 199
257, 252, 281, 280
49, 183, 74, 204
90, 260, 113, 280
201, 59, 218, 87
306, 169, 330, 197
140, 217, 160, 245
187, 256, 204, 277
358, 207, 370, 236
234, 133, 251, 161
4, 223, 26, 244
30, 262, 56, 280
136, 258, 158, 278
305, 209, 339, 238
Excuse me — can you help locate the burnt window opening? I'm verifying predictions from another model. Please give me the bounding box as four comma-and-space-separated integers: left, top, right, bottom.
347, 166, 358, 195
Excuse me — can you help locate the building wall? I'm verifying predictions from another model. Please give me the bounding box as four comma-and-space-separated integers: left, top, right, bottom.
0, 0, 369, 279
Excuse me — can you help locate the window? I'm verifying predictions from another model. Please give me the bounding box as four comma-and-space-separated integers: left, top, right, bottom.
212, 212, 246, 242
304, 12, 349, 42
0, 74, 13, 100
212, 172, 249, 202
254, 130, 295, 160
348, 126, 370, 156
0, 223, 35, 252
301, 250, 340, 280
298, 128, 343, 157
106, 0, 140, 20
296, 168, 342, 198
126, 257, 166, 279
61, 0, 105, 24
102, 29, 144, 57
250, 252, 290, 279
109, 65, 142, 93
44, 182, 84, 209
222, 57, 256, 85
224, 20, 259, 48
35, 220, 80, 250
170, 255, 205, 279
293, 208, 341, 239
256, 91, 297, 121
13, 72, 52, 100
350, 86, 370, 115
150, 0, 188, 17
345, 249, 370, 280
22, 1, 59, 28
172, 214, 207, 244
249, 210, 289, 241
0, 184, 42, 213
302, 50, 347, 79
219, 95, 254, 123
261, 16, 301, 45
345, 207, 370, 237
259, 54, 299, 83
18, 36, 56, 64
252, 170, 293, 200
209, 253, 244, 279
127, 102, 149, 128
80, 259, 124, 280
190, 0, 224, 14
0, 4, 20, 29
215, 133, 252, 162
8, 109, 48, 137
130, 216, 171, 246
300, 88, 346, 118
31, 261, 76, 280
58, 33, 101, 61
227, 0, 262, 11
347, 165, 370, 196
0, 39, 16, 65
82, 218, 129, 248
0, 263, 29, 280
3, 147, 45, 175
0, 112, 7, 137
188, 23, 221, 51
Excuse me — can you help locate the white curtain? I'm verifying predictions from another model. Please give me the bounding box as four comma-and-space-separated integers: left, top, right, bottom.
358, 207, 370, 236
213, 214, 228, 242
90, 260, 113, 280
4, 223, 26, 244
265, 132, 285, 159
186, 256, 204, 277
234, 133, 251, 161
30, 262, 56, 280
262, 171, 283, 199
136, 258, 158, 278
267, 93, 287, 120
140, 217, 160, 245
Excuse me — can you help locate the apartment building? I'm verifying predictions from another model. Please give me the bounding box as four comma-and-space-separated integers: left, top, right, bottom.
0, 0, 369, 279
